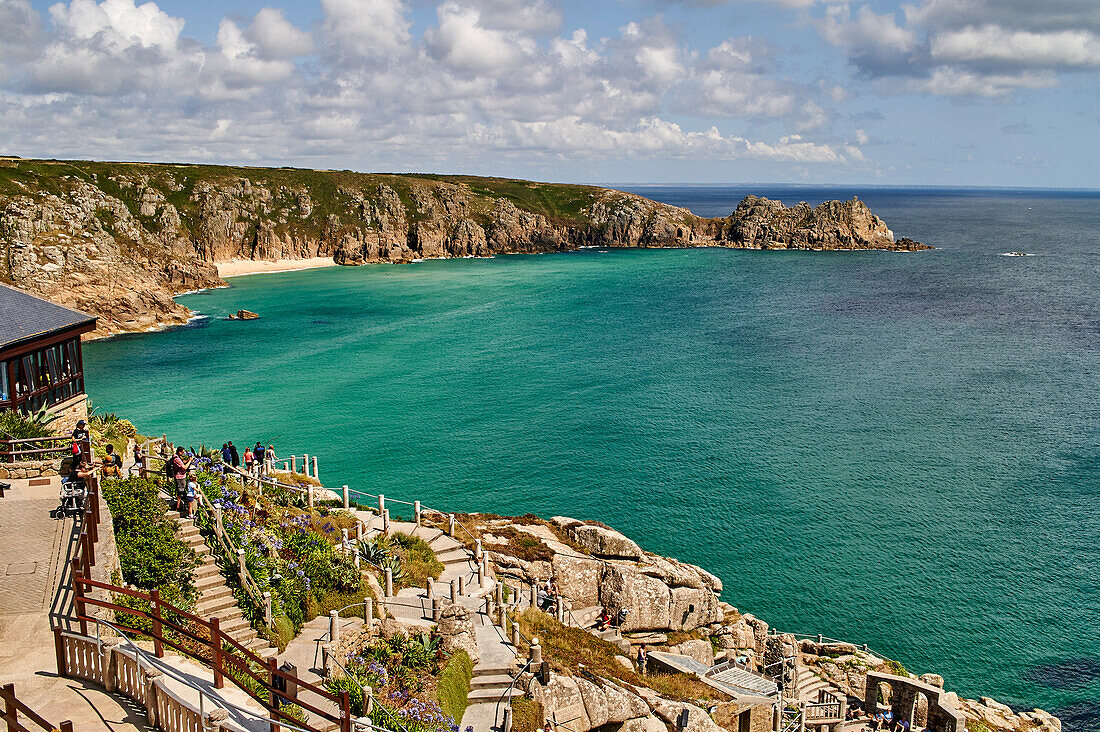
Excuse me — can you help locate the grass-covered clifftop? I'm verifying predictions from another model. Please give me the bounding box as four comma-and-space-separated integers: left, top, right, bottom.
0, 157, 925, 337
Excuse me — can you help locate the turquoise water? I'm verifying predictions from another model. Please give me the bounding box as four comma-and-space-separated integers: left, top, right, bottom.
83, 188, 1100, 727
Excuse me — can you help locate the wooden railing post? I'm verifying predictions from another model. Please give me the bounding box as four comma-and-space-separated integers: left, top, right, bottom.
214, 505, 224, 539
210, 617, 224, 689
150, 589, 165, 658
340, 690, 352, 732
89, 475, 101, 527
312, 456, 318, 481
414, 500, 421, 526
267, 657, 280, 732
3, 683, 17, 732
53, 626, 68, 677
237, 549, 247, 586
378, 494, 385, 516
264, 591, 273, 628
72, 562, 88, 636
342, 485, 349, 510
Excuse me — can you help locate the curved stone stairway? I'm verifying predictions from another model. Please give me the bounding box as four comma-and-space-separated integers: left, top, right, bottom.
169, 509, 279, 657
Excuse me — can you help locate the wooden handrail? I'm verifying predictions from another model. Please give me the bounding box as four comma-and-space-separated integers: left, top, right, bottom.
0, 435, 70, 445
0, 684, 72, 732
69, 574, 345, 723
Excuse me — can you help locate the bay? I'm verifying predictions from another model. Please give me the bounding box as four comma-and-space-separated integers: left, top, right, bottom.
83, 187, 1100, 728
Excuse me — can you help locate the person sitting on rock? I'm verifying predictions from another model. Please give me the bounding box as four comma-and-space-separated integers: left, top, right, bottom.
596, 607, 611, 631
637, 644, 648, 675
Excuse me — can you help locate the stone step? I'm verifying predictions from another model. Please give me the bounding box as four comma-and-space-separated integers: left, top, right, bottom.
411, 526, 443, 542
473, 665, 518, 677
199, 584, 234, 601
195, 562, 222, 577
470, 674, 515, 690
198, 596, 238, 616
195, 573, 224, 591
219, 616, 251, 635
467, 687, 522, 703
437, 548, 470, 564
429, 533, 461, 550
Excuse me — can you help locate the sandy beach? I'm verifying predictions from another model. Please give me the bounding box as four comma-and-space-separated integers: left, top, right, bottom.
216, 257, 338, 278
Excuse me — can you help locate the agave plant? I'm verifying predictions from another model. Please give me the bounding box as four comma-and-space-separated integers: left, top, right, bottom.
378, 554, 407, 586
357, 536, 392, 565
27, 407, 60, 427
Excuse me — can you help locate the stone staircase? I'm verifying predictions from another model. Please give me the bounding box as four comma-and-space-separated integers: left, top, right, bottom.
795, 665, 846, 727
171, 510, 279, 657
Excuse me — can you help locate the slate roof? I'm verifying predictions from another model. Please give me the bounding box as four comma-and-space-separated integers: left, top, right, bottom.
0, 284, 97, 352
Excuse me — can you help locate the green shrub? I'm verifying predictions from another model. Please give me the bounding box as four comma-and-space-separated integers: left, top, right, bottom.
393, 532, 443, 588
101, 475, 198, 605
436, 650, 473, 722
325, 675, 366, 716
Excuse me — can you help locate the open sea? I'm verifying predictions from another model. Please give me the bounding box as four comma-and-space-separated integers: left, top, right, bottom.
83, 187, 1100, 728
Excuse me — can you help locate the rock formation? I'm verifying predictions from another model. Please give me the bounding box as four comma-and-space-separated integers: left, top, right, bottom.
0, 159, 928, 338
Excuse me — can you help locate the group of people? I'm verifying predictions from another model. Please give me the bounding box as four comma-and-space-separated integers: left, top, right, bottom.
218, 441, 277, 475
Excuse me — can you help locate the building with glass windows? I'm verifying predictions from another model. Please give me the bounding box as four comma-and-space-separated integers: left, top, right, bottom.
0, 284, 97, 432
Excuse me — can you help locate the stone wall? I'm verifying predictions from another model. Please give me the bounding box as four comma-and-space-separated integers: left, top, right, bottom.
0, 458, 60, 479
47, 393, 88, 436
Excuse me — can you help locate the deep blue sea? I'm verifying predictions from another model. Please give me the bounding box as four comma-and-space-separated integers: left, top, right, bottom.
84, 187, 1100, 728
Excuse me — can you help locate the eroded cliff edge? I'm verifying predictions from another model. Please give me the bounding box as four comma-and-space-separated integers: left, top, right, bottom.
0, 159, 928, 337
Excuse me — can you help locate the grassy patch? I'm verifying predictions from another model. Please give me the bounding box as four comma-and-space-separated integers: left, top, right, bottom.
393, 532, 444, 588
516, 609, 723, 703
510, 697, 545, 732
436, 649, 473, 722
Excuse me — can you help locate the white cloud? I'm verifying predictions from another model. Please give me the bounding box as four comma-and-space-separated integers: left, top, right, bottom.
816, 0, 1100, 98
425, 2, 535, 74
247, 8, 312, 60
49, 0, 184, 51
930, 26, 1100, 68
910, 67, 1057, 96
0, 0, 864, 171
819, 4, 917, 54
320, 0, 410, 57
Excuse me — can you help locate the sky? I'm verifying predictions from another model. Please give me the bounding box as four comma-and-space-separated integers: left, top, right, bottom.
0, 0, 1097, 187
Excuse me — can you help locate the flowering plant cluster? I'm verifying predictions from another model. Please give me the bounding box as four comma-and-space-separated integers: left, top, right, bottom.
189, 469, 361, 628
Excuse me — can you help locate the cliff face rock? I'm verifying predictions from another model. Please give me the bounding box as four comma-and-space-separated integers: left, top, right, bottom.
0, 160, 927, 337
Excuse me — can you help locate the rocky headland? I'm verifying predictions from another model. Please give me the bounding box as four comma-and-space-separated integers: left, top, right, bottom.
0, 159, 928, 338
442, 512, 1061, 732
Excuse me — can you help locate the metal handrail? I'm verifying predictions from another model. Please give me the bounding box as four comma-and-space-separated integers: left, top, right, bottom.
89, 618, 317, 732
771, 628, 904, 669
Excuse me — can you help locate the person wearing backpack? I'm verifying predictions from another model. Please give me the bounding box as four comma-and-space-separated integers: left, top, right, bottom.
168, 447, 193, 511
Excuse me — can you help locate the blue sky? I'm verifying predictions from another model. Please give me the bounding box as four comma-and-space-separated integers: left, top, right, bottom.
1, 0, 1097, 187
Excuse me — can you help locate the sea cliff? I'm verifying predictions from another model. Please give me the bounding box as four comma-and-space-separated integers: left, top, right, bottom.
0, 159, 928, 338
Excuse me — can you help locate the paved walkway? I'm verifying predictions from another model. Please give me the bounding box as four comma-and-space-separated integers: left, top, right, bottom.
0, 477, 139, 730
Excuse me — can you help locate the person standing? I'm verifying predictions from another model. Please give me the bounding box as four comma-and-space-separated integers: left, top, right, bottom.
244, 446, 254, 474
71, 419, 89, 458
221, 443, 232, 465
637, 645, 648, 675
228, 441, 240, 468
253, 442, 265, 471
170, 446, 193, 512
185, 477, 198, 519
